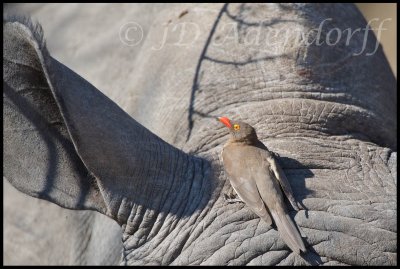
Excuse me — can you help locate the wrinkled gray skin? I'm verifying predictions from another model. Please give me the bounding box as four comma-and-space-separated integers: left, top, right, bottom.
4, 3, 397, 266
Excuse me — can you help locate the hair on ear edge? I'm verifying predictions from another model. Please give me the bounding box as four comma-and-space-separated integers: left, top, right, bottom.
3, 13, 49, 57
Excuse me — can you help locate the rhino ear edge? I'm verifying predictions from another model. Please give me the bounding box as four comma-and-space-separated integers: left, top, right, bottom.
3, 14, 49, 58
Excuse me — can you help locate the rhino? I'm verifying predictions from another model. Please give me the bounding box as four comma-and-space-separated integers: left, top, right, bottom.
4, 3, 396, 265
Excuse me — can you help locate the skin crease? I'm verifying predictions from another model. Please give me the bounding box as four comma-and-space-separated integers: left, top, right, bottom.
218, 117, 306, 254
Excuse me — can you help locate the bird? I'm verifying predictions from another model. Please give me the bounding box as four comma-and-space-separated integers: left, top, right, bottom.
217, 116, 306, 254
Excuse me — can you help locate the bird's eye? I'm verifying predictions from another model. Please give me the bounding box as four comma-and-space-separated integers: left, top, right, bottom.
233, 124, 240, 131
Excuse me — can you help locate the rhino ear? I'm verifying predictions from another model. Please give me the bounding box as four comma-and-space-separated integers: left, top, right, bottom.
3, 16, 107, 213
4, 16, 206, 224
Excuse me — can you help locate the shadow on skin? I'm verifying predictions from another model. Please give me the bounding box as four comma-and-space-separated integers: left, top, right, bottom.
225, 3, 298, 28
278, 155, 315, 218
278, 155, 322, 265
4, 82, 92, 208
186, 3, 228, 141
186, 3, 294, 141
300, 246, 324, 266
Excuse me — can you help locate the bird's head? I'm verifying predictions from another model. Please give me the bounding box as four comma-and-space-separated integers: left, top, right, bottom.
217, 117, 258, 142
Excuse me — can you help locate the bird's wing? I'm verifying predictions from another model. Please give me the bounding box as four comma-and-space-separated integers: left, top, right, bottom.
253, 149, 306, 254
265, 154, 302, 211
222, 147, 273, 226
230, 177, 273, 226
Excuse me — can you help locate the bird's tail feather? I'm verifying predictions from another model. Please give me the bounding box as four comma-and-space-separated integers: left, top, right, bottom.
270, 210, 306, 254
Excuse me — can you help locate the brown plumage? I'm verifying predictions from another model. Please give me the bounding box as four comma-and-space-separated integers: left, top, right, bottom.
218, 117, 306, 254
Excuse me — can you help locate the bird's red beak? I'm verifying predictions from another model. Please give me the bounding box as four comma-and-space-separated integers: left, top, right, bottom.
218, 117, 232, 128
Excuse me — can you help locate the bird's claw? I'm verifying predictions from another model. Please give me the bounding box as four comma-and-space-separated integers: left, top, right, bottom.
292, 201, 305, 211
224, 195, 243, 204
223, 190, 243, 204
296, 202, 306, 210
